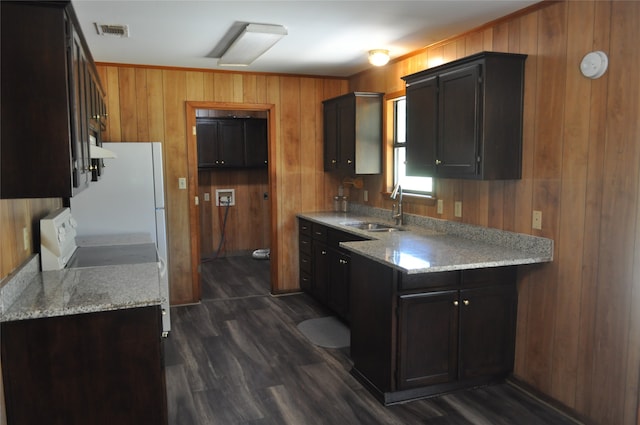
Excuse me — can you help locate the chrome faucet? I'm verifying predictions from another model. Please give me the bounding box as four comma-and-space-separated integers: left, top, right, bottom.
390, 184, 404, 226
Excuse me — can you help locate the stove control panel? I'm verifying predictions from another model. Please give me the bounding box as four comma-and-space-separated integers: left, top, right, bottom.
40, 208, 78, 271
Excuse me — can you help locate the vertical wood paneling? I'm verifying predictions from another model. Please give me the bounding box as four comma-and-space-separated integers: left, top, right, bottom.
300, 78, 319, 212
134, 68, 150, 141
592, 2, 640, 423
575, 0, 610, 416
550, 0, 594, 408
105, 67, 121, 141
118, 68, 137, 141
521, 1, 567, 395
0, 198, 61, 280
198, 169, 269, 257
279, 76, 302, 292
348, 2, 640, 424
162, 70, 192, 303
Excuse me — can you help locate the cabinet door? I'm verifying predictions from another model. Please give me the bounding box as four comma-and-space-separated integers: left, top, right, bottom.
438, 64, 481, 178
327, 249, 350, 321
244, 118, 268, 167
323, 101, 339, 170
218, 119, 245, 167
1, 307, 167, 425
398, 291, 459, 389
196, 121, 218, 168
458, 284, 516, 380
312, 241, 329, 303
405, 75, 438, 177
338, 98, 356, 172
69, 26, 92, 192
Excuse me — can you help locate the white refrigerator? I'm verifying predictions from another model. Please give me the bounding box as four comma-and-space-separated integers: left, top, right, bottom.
70, 142, 170, 333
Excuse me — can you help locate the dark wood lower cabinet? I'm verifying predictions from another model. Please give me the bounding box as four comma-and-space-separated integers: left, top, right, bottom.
350, 252, 518, 405
298, 218, 367, 322
1, 306, 168, 425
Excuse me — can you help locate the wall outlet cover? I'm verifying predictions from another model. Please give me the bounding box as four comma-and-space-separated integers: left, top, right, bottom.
454, 201, 462, 218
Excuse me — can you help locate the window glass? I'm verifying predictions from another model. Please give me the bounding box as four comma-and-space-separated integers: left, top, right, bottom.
393, 98, 433, 195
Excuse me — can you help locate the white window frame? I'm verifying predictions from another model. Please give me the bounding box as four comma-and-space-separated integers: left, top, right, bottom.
392, 97, 433, 197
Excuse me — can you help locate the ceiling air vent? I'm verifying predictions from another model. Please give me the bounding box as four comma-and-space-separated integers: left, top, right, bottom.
94, 23, 130, 38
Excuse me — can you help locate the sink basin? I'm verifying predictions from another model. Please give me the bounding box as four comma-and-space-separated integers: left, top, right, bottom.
341, 221, 404, 232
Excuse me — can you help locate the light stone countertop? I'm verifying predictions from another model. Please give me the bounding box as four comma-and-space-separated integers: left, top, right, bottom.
0, 253, 163, 322
298, 204, 553, 274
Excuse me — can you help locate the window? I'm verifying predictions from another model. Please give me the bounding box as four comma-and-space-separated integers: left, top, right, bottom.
393, 97, 433, 196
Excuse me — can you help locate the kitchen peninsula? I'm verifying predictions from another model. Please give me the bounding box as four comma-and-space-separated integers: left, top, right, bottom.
0, 252, 168, 425
298, 204, 553, 405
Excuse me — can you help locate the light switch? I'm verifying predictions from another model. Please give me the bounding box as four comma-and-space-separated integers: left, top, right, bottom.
454, 201, 462, 218
437, 199, 443, 215
178, 177, 187, 190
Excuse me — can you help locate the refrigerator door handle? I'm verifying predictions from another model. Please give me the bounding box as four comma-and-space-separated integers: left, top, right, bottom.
158, 256, 167, 278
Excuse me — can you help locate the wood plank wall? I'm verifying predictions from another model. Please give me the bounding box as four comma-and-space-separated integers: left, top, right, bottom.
95, 65, 347, 303
0, 198, 62, 280
198, 168, 270, 258
349, 2, 640, 424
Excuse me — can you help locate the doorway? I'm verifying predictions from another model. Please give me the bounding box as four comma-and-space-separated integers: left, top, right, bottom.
185, 101, 277, 300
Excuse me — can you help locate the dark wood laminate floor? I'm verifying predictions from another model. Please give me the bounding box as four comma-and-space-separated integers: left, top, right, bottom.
165, 256, 581, 425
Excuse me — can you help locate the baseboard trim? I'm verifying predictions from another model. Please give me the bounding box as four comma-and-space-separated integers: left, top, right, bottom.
506, 376, 592, 425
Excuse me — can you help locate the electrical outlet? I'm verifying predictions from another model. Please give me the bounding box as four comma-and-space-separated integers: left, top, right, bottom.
437, 199, 443, 215
204, 192, 210, 202
23, 227, 29, 251
363, 190, 368, 202
532, 210, 542, 230
454, 201, 462, 218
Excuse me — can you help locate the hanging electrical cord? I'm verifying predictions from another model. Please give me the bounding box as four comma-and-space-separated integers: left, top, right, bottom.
202, 196, 231, 263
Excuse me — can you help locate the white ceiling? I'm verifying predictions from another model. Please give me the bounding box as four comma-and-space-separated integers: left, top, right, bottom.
72, 0, 539, 77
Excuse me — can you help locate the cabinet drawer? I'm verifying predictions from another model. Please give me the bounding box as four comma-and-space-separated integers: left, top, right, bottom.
311, 223, 328, 242
300, 271, 312, 292
462, 266, 516, 288
399, 270, 460, 292
299, 234, 312, 255
300, 252, 312, 274
299, 219, 312, 236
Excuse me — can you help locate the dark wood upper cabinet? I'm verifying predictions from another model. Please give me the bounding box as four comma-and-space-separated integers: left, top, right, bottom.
244, 118, 269, 167
196, 117, 268, 169
323, 92, 383, 175
402, 52, 526, 180
0, 0, 106, 199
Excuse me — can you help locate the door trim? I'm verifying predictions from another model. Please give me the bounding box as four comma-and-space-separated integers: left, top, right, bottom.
185, 101, 278, 300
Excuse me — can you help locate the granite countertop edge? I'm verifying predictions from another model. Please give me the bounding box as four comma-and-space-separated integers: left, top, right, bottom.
297, 204, 554, 274
0, 255, 164, 323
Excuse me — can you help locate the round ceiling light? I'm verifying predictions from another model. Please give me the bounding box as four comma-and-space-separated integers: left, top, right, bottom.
369, 49, 390, 67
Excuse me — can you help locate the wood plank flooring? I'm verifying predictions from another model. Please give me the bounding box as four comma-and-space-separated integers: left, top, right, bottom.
165, 256, 582, 424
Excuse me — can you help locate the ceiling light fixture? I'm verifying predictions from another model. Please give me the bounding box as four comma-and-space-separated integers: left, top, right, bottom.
218, 23, 287, 66
369, 49, 390, 66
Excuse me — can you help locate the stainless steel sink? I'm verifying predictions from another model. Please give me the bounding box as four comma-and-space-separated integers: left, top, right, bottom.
341, 221, 404, 232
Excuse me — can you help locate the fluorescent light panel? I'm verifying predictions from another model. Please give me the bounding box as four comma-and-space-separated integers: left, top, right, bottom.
219, 23, 287, 66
